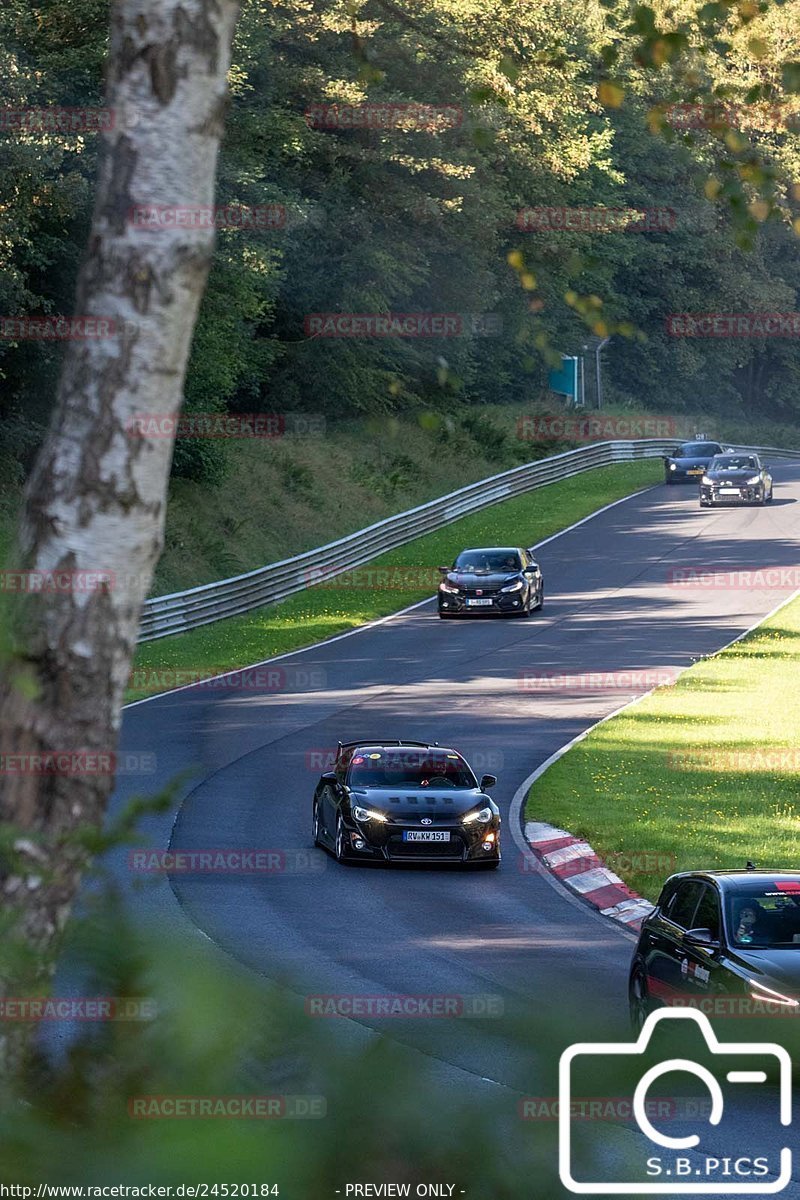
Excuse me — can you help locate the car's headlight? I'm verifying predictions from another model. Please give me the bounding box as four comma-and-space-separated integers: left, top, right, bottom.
500, 579, 524, 593
352, 806, 388, 823
746, 978, 799, 1007
669, 462, 677, 470
463, 806, 493, 825
701, 475, 712, 485
439, 580, 460, 594
745, 474, 761, 485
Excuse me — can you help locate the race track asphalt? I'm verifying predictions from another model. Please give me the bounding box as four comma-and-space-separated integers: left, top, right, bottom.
104, 466, 800, 1195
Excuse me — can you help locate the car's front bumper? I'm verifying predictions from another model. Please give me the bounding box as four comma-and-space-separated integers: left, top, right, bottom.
343, 818, 501, 863
438, 588, 527, 616
700, 484, 762, 504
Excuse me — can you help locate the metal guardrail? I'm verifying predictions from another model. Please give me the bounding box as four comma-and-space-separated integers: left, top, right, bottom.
139, 438, 800, 642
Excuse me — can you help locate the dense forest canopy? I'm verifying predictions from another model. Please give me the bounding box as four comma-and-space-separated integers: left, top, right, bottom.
1, 0, 799, 489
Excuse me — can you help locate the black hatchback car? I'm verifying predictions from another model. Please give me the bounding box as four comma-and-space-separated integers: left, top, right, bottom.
312, 741, 501, 867
629, 870, 800, 1038
663, 440, 725, 483
437, 546, 543, 617
699, 453, 774, 506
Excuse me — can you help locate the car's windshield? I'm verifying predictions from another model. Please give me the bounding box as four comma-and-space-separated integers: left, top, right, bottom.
726, 884, 800, 947
453, 550, 521, 573
676, 442, 721, 457
348, 749, 476, 788
710, 455, 757, 471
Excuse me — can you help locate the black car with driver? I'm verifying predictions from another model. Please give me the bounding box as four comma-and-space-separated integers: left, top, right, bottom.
437, 546, 544, 617
312, 741, 501, 867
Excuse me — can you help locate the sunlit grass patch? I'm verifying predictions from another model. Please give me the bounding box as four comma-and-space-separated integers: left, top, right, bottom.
525, 595, 800, 899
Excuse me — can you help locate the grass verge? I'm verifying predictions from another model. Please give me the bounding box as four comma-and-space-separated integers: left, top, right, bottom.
524, 591, 800, 901
128, 459, 659, 702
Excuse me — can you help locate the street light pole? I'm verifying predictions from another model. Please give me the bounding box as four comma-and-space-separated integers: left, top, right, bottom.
595, 336, 610, 409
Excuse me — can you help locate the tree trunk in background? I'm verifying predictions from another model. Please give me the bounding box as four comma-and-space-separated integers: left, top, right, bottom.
0, 0, 241, 1077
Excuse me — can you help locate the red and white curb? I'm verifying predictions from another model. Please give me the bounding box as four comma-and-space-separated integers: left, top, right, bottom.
524, 821, 655, 931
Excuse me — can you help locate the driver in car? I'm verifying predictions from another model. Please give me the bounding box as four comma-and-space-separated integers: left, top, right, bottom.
734, 900, 766, 944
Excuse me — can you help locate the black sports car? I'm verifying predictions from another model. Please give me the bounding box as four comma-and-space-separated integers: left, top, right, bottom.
629, 870, 800, 1041
437, 546, 543, 618
663, 440, 725, 484
699, 453, 774, 506
312, 741, 501, 867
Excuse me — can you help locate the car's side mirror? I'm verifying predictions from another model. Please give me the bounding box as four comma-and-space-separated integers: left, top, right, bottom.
480, 774, 497, 790
320, 771, 338, 785
684, 927, 720, 949
438, 565, 450, 573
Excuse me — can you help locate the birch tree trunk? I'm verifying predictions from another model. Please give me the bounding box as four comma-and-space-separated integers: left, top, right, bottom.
0, 0, 241, 1076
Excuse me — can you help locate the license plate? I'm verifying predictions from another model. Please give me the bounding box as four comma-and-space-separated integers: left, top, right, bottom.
403, 830, 450, 842
466, 598, 493, 607
719, 487, 740, 494
687, 468, 703, 475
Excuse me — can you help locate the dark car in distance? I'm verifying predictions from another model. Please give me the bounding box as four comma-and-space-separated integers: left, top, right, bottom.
629, 870, 800, 1041
663, 440, 726, 484
699, 453, 773, 507
312, 741, 501, 867
437, 546, 543, 618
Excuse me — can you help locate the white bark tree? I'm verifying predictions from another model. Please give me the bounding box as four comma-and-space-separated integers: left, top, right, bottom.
0, 0, 241, 1075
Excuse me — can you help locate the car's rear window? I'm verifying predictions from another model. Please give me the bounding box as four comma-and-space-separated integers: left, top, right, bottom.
725, 883, 800, 947
348, 749, 476, 788
677, 442, 721, 456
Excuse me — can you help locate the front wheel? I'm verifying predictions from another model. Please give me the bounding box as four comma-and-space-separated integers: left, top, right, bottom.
629, 967, 652, 1033
312, 800, 323, 848
334, 814, 350, 864
757, 486, 767, 506
766, 486, 774, 504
